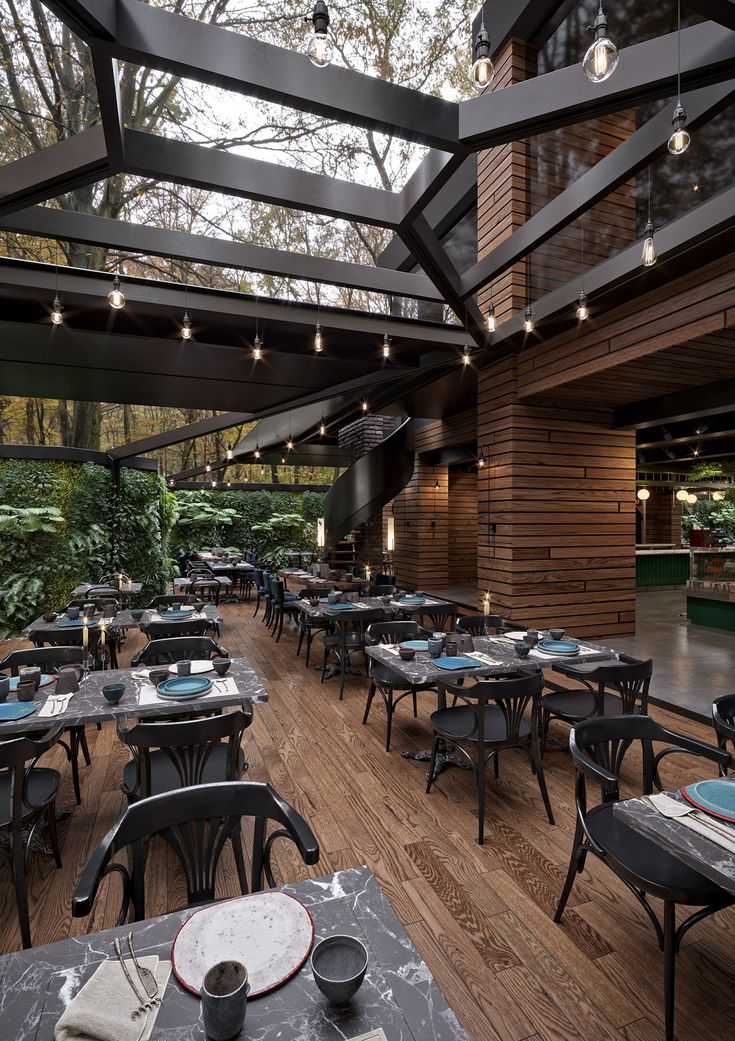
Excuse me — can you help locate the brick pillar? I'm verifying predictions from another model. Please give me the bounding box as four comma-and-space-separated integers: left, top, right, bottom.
337, 415, 396, 569
477, 357, 636, 637
393, 463, 449, 590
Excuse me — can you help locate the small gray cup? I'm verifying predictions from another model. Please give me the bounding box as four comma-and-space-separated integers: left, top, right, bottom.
311, 935, 368, 1004
176, 660, 192, 677
0, 676, 10, 703
201, 961, 249, 1041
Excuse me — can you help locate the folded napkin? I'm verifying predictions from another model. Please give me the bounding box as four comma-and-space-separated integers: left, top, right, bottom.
38, 693, 74, 718
646, 793, 735, 855
466, 652, 502, 667
350, 1032, 388, 1041
137, 674, 239, 706
55, 956, 171, 1041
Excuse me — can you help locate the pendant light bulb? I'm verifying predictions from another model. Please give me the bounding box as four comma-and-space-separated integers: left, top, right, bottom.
108, 274, 125, 310
576, 291, 590, 321
472, 24, 495, 93
306, 0, 333, 67
319, 420, 326, 437
478, 453, 485, 468
361, 401, 368, 412
226, 444, 233, 460
168, 478, 175, 488
50, 296, 63, 325
668, 103, 690, 155
641, 219, 657, 267
254, 447, 260, 460
383, 333, 391, 358
227, 481, 231, 488
314, 322, 324, 352
462, 345, 471, 365
486, 303, 496, 333
211, 479, 216, 489
281, 455, 286, 465
287, 439, 294, 450
583, 3, 619, 83
676, 488, 689, 502
181, 311, 192, 340
205, 461, 211, 473
523, 305, 534, 334
253, 335, 263, 361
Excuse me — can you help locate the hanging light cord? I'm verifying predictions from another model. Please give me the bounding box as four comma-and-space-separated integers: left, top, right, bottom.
676, 0, 681, 103
648, 165, 652, 224
580, 217, 585, 293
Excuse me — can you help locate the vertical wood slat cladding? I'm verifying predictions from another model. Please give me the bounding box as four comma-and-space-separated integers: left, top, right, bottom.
393, 411, 477, 589
477, 356, 636, 636
477, 41, 537, 328
448, 471, 478, 584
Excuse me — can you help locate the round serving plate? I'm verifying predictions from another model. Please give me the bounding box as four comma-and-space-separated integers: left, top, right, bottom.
400, 640, 429, 651
433, 656, 480, 671
155, 676, 212, 700
172, 891, 314, 997
681, 779, 735, 822
167, 660, 213, 676
537, 639, 580, 655
503, 631, 528, 642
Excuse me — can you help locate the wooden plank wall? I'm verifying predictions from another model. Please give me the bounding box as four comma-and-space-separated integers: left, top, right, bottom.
478, 356, 637, 637
643, 487, 683, 545
448, 470, 478, 584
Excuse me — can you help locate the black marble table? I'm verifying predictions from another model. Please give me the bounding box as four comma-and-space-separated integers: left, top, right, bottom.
0, 658, 267, 737
21, 612, 106, 640
110, 604, 222, 631
71, 581, 142, 598
615, 791, 735, 897
0, 866, 468, 1041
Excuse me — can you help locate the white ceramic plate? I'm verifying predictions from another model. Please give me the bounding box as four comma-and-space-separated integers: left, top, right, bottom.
504, 631, 529, 642
172, 891, 314, 997
167, 660, 214, 675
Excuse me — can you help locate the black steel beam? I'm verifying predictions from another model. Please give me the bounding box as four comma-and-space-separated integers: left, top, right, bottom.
42, 0, 116, 39
492, 182, 735, 352
637, 420, 735, 450
109, 412, 253, 460
173, 482, 332, 492
685, 0, 735, 30
81, 0, 459, 150
91, 48, 125, 167
122, 131, 402, 229
459, 23, 735, 149
616, 379, 735, 430
399, 215, 486, 345
0, 443, 155, 469
472, 0, 574, 53
461, 80, 735, 299
0, 126, 110, 217
0, 206, 440, 301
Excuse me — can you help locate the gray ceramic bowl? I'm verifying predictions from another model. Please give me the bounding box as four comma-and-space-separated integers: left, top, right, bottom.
149, 668, 169, 686
514, 643, 532, 659
102, 683, 125, 704
212, 658, 231, 677
42, 612, 57, 623
311, 935, 368, 1004
398, 646, 416, 661
548, 628, 566, 641
131, 609, 145, 622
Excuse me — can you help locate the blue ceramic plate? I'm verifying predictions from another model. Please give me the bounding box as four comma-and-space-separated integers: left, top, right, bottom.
156, 676, 213, 700
327, 603, 354, 611
401, 596, 426, 604
433, 656, 483, 671
682, 779, 735, 822
10, 674, 55, 691
401, 640, 429, 651
160, 609, 196, 620
537, 639, 580, 655
0, 703, 37, 720
56, 617, 98, 628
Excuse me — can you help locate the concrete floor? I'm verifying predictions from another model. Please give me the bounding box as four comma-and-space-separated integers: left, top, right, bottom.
613, 589, 734, 721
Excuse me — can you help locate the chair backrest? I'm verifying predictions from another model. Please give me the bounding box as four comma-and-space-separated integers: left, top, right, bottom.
0, 646, 83, 675
271, 578, 290, 606
86, 586, 120, 599
713, 694, 735, 751
422, 604, 458, 631
365, 620, 431, 644
456, 614, 508, 636
570, 714, 729, 807
582, 654, 653, 714
371, 584, 396, 596
0, 727, 64, 833
142, 618, 210, 641
147, 594, 197, 609
117, 711, 250, 799
72, 781, 319, 923
30, 627, 106, 651
188, 562, 214, 576
133, 636, 225, 666
441, 671, 544, 745
253, 568, 264, 588
191, 577, 220, 597
66, 597, 120, 613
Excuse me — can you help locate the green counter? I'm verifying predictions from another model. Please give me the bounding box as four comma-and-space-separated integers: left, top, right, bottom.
686, 595, 735, 631
636, 552, 690, 588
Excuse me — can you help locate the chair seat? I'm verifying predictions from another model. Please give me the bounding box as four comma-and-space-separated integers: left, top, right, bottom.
123, 746, 247, 800
0, 768, 60, 827
371, 662, 436, 692
430, 705, 532, 744
586, 803, 724, 903
542, 689, 623, 721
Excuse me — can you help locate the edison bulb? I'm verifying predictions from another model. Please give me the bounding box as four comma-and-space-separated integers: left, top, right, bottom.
576, 291, 590, 321
523, 306, 534, 333
462, 347, 471, 365
486, 304, 496, 333
50, 296, 63, 325
314, 323, 324, 352
108, 275, 125, 309
254, 448, 260, 460
181, 313, 192, 340
307, 31, 333, 67
319, 422, 326, 437
382, 334, 391, 358
583, 36, 618, 82
668, 104, 690, 156
253, 336, 263, 360
472, 55, 495, 92
641, 221, 657, 267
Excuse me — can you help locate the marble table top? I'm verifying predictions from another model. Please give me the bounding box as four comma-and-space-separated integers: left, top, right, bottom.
0, 658, 267, 737
22, 604, 222, 638
112, 605, 222, 630
174, 575, 233, 590
615, 790, 735, 897
0, 866, 468, 1041
297, 595, 455, 621
366, 634, 613, 685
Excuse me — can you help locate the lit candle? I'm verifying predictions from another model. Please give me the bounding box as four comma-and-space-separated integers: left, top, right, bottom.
127, 579, 132, 593
365, 564, 371, 582
483, 594, 490, 617
82, 616, 89, 651
99, 622, 105, 649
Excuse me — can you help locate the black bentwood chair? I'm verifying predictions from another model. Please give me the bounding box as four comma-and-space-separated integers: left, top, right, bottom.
0, 726, 64, 948
712, 694, 735, 775
456, 614, 516, 637
117, 710, 252, 801
131, 635, 228, 667
363, 621, 435, 751
426, 671, 554, 844
72, 781, 320, 925
556, 715, 733, 1041
295, 589, 334, 668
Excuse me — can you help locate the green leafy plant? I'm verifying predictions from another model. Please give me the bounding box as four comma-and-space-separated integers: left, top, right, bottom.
251, 512, 316, 567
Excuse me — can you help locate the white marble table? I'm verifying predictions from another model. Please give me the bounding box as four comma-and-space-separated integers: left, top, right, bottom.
0, 866, 468, 1041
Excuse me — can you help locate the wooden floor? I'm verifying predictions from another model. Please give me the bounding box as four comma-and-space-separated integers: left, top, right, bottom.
1, 603, 734, 1041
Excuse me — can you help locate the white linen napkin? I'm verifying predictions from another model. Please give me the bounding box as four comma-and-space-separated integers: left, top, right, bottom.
646, 793, 735, 855
466, 652, 502, 667
38, 693, 74, 718
349, 1032, 388, 1041
54, 957, 171, 1041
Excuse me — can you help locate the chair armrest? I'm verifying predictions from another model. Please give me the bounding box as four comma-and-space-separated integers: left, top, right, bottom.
569, 732, 619, 794
653, 728, 732, 786
71, 820, 120, 918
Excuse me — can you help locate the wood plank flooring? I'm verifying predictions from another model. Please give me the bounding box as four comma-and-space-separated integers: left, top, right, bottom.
1, 603, 733, 1041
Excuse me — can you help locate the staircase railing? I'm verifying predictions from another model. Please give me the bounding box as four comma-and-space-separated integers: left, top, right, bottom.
324, 417, 415, 551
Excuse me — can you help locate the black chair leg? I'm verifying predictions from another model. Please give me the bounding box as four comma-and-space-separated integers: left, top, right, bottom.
296, 627, 304, 657
412, 690, 418, 717
426, 734, 440, 794
532, 735, 555, 825
46, 800, 63, 868
663, 901, 676, 1041
320, 645, 329, 684
476, 756, 486, 845
69, 730, 83, 805
554, 820, 585, 922
385, 690, 394, 752
305, 631, 313, 668
12, 835, 31, 949
362, 681, 375, 725
78, 727, 91, 766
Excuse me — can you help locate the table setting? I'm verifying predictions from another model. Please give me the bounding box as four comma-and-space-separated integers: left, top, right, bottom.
0, 866, 468, 1041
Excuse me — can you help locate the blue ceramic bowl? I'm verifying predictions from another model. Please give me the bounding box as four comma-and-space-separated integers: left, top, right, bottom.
102, 683, 125, 704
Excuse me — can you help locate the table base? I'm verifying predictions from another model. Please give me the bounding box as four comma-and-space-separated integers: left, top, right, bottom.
401, 744, 473, 781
